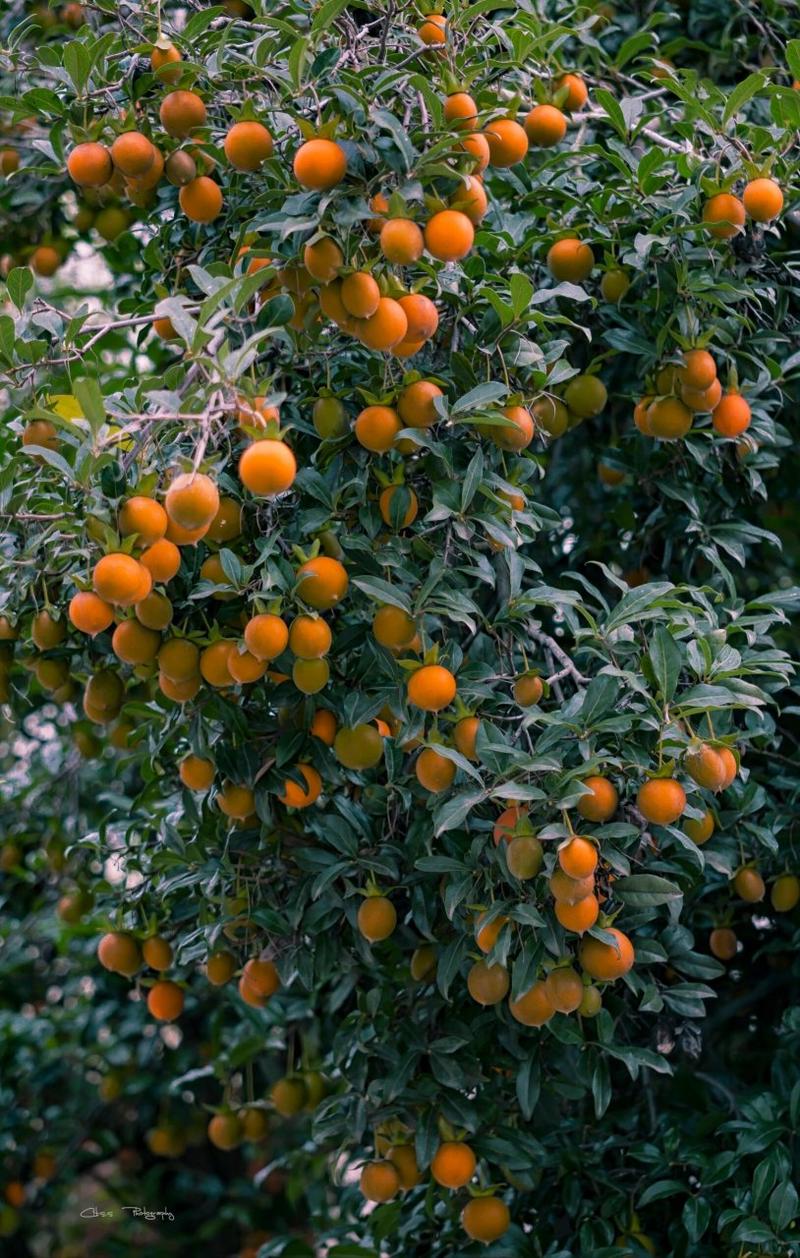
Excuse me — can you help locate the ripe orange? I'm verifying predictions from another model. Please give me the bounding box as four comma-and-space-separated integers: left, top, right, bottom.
533, 395, 569, 437
424, 209, 475, 261
462, 1197, 510, 1244
416, 745, 456, 792
310, 708, 337, 745
165, 471, 219, 530
709, 927, 737, 961
179, 754, 214, 791
678, 348, 717, 390
444, 91, 478, 129
243, 613, 289, 660
67, 141, 113, 186
110, 131, 155, 177
31, 609, 65, 649
485, 117, 529, 166
341, 271, 380, 318
241, 958, 280, 999
733, 867, 765, 902
293, 138, 347, 189
288, 615, 331, 659
159, 638, 200, 682
491, 405, 534, 451
357, 297, 409, 350
579, 927, 634, 980
31, 246, 60, 277
702, 193, 745, 239
200, 640, 234, 687
637, 778, 686, 825
743, 177, 783, 222
206, 950, 236, 985
303, 235, 344, 283
684, 809, 715, 844
559, 836, 598, 879
717, 746, 737, 788
397, 381, 443, 429
93, 553, 149, 606
453, 715, 480, 761
492, 804, 529, 844
388, 1144, 421, 1189
160, 90, 206, 137
475, 911, 508, 953
558, 74, 589, 111
397, 293, 439, 341
158, 671, 200, 702
224, 121, 273, 170
112, 620, 160, 665
547, 237, 594, 282
555, 893, 599, 933
147, 979, 184, 1021
513, 673, 543, 705
277, 763, 322, 808
418, 13, 446, 44
22, 419, 59, 451
379, 485, 418, 527
431, 1142, 476, 1188
354, 405, 401, 452
685, 742, 726, 791
544, 966, 584, 1012
207, 1114, 243, 1151
69, 591, 114, 636
357, 896, 396, 941
217, 781, 255, 819
360, 1161, 400, 1202
771, 874, 800, 913
207, 498, 242, 543
467, 960, 509, 1004
681, 378, 722, 412
380, 218, 425, 265
407, 663, 456, 711
228, 648, 268, 684
712, 392, 751, 438
97, 932, 141, 976
239, 439, 297, 496
372, 605, 416, 649
576, 774, 618, 825
151, 41, 181, 81
142, 936, 173, 971
461, 130, 491, 172
119, 496, 167, 546
524, 103, 567, 146
179, 176, 223, 222
646, 397, 692, 440
508, 979, 554, 1026
295, 556, 348, 609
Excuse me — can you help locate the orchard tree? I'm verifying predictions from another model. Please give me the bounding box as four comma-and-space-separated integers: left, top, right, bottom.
1, 0, 799, 1255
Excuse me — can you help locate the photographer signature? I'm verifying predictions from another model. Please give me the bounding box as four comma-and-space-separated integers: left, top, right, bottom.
80, 1206, 175, 1222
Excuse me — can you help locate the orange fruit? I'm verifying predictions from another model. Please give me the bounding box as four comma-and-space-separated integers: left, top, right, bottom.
712, 392, 751, 438
207, 1114, 242, 1150
771, 874, 800, 913
637, 778, 686, 825
164, 151, 197, 187
506, 833, 543, 878
112, 620, 161, 665
492, 804, 530, 845
431, 1142, 476, 1188
466, 960, 509, 1004
289, 615, 331, 659
110, 131, 155, 176
224, 120, 273, 170
461, 130, 491, 171
379, 485, 418, 528
681, 378, 722, 412
709, 927, 737, 961
555, 893, 599, 933
354, 405, 401, 452
513, 673, 543, 705
243, 613, 289, 660
310, 708, 337, 744
139, 538, 179, 581
239, 439, 297, 496
415, 745, 456, 792
69, 591, 114, 636
407, 663, 456, 711
600, 269, 630, 302
31, 246, 60, 277
179, 176, 222, 222
241, 957, 280, 999
547, 237, 594, 282
678, 348, 717, 390
206, 950, 236, 985
380, 218, 425, 265
557, 74, 589, 111
733, 867, 765, 902
646, 397, 692, 440
97, 932, 141, 976
685, 742, 726, 791
358, 297, 409, 350
341, 271, 380, 318
360, 1161, 400, 1202
31, 609, 65, 649
524, 103, 567, 146
228, 649, 268, 684
444, 91, 478, 129
357, 896, 396, 941
199, 640, 234, 687
388, 1144, 421, 1189
485, 117, 529, 166
508, 979, 554, 1026
151, 41, 181, 81
207, 497, 242, 542
165, 471, 219, 530
159, 90, 207, 137
717, 746, 738, 788
397, 292, 439, 340
292, 657, 329, 693
702, 193, 745, 239
295, 556, 348, 610
22, 419, 59, 451
142, 936, 173, 971
217, 781, 255, 820
475, 911, 508, 953
559, 836, 598, 879
418, 13, 446, 44
491, 405, 534, 451
424, 209, 475, 261
684, 809, 715, 845
334, 723, 384, 770
533, 395, 569, 437
303, 235, 344, 283
579, 927, 634, 980
372, 605, 416, 650
277, 763, 322, 808
147, 979, 184, 1021
93, 553, 149, 606
179, 754, 214, 791
397, 380, 443, 429
67, 141, 112, 186
293, 138, 347, 189
158, 639, 200, 682
462, 1197, 510, 1244
119, 496, 167, 546
544, 966, 583, 1012
743, 177, 783, 222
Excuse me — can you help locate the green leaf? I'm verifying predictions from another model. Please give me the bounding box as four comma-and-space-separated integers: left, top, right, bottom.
787, 40, 800, 80
595, 87, 627, 139
451, 381, 508, 415
515, 1056, 539, 1120
648, 624, 682, 702
769, 1181, 798, 1231
614, 874, 682, 907
722, 71, 768, 124
64, 41, 92, 92
6, 266, 33, 310
72, 378, 106, 436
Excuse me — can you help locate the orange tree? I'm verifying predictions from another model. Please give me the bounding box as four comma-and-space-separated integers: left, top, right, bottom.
1, 0, 799, 1254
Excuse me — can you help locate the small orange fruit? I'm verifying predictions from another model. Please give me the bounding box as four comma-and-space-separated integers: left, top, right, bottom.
244, 613, 288, 660
407, 663, 456, 711
431, 1142, 476, 1188
579, 927, 634, 980
702, 193, 745, 239
360, 1161, 400, 1202
712, 392, 751, 438
380, 218, 425, 265
733, 867, 765, 903
524, 103, 567, 146
742, 177, 783, 222
277, 763, 322, 808
147, 979, 184, 1021
424, 209, 475, 261
547, 237, 594, 282
462, 1197, 510, 1244
354, 405, 401, 452
559, 836, 598, 879
239, 439, 297, 496
296, 556, 348, 610
485, 117, 529, 166
467, 960, 509, 1004
508, 979, 554, 1026
357, 896, 396, 941
293, 138, 347, 190
160, 90, 207, 137
544, 966, 584, 1012
224, 120, 273, 170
